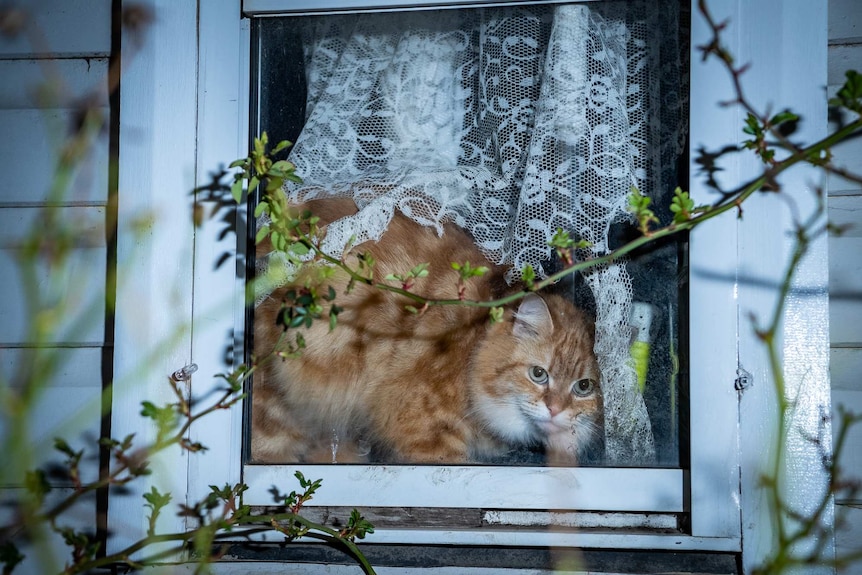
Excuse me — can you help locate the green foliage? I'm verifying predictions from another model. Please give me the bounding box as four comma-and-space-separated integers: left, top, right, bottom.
342, 509, 376, 541
829, 70, 862, 114
230, 132, 299, 205
140, 399, 180, 445
627, 187, 660, 234
57, 528, 101, 567
520, 264, 536, 289
23, 470, 50, 506
450, 261, 488, 281
143, 486, 172, 537
283, 471, 322, 514
548, 228, 590, 266
385, 262, 430, 290
668, 187, 702, 224
741, 110, 799, 164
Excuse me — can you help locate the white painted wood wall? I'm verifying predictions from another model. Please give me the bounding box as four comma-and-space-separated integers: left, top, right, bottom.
828, 0, 862, 569
0, 0, 113, 572
0, 0, 111, 466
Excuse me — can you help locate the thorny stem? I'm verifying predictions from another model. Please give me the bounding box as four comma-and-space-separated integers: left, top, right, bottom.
62, 511, 375, 575
290, 116, 862, 315
696, 2, 862, 572
39, 383, 245, 526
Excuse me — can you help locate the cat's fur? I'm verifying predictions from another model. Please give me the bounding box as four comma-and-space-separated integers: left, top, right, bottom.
251, 198, 603, 464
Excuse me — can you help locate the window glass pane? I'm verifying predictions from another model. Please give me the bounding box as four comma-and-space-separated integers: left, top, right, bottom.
249, 0, 688, 468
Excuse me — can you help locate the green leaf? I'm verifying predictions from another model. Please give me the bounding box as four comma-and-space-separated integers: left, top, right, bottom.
410, 263, 430, 278
143, 486, 172, 537
265, 177, 283, 192
272, 139, 292, 154
329, 305, 341, 331
489, 306, 504, 324
742, 112, 762, 136
271, 231, 286, 252
669, 187, 696, 224
53, 437, 75, 457
627, 187, 659, 234
521, 264, 536, 288
271, 160, 295, 173
24, 470, 50, 503
451, 261, 488, 280
255, 225, 270, 245
344, 508, 375, 541
549, 228, 575, 250
829, 70, 862, 112
769, 110, 799, 126
230, 179, 244, 204
288, 242, 310, 256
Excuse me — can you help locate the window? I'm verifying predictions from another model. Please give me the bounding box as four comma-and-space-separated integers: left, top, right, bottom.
239, 0, 708, 546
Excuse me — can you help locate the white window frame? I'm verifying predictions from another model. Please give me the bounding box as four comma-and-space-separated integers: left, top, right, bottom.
111, 0, 831, 570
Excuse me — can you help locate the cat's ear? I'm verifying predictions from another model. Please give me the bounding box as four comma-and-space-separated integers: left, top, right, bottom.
513, 294, 553, 339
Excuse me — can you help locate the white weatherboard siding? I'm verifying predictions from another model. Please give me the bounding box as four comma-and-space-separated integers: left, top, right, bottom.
0, 0, 113, 573
0, 3, 111, 487
828, 0, 862, 571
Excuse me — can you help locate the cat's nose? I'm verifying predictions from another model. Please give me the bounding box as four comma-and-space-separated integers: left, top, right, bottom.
546, 401, 563, 417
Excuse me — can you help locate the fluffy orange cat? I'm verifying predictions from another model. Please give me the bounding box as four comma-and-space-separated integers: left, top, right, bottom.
252, 198, 602, 465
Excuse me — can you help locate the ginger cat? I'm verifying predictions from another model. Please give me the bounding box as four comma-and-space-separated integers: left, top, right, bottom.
251, 198, 602, 465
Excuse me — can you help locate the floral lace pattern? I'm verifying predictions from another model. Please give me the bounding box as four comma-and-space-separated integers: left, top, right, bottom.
265, 1, 687, 465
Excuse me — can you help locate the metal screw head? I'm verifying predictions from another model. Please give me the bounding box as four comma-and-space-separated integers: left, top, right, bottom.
171, 363, 199, 382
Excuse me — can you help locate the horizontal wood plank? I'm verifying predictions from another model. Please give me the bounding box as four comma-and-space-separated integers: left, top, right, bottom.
832, 347, 862, 392
0, 0, 111, 58
0, 382, 102, 485
0, 58, 109, 109
0, 109, 110, 205
0, 487, 98, 572
835, 503, 862, 568
831, 389, 862, 488
829, 197, 862, 237
0, 206, 106, 247
828, 43, 862, 85
829, 235, 862, 344
0, 346, 104, 387
0, 222, 107, 344
1, 348, 104, 487
828, 0, 862, 43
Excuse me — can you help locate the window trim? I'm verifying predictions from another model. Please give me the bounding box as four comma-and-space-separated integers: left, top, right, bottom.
109, 0, 832, 566
244, 466, 684, 511
242, 0, 600, 17
237, 0, 733, 546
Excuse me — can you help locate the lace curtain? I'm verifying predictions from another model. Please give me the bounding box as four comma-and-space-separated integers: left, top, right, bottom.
271, 1, 687, 465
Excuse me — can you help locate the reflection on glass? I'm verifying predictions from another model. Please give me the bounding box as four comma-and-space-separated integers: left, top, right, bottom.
249, 1, 688, 468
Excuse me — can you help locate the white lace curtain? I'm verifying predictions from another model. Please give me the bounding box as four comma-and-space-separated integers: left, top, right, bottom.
277, 1, 687, 464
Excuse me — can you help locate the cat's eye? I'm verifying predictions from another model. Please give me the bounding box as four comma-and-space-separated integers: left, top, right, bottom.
572, 378, 597, 397
528, 366, 549, 385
